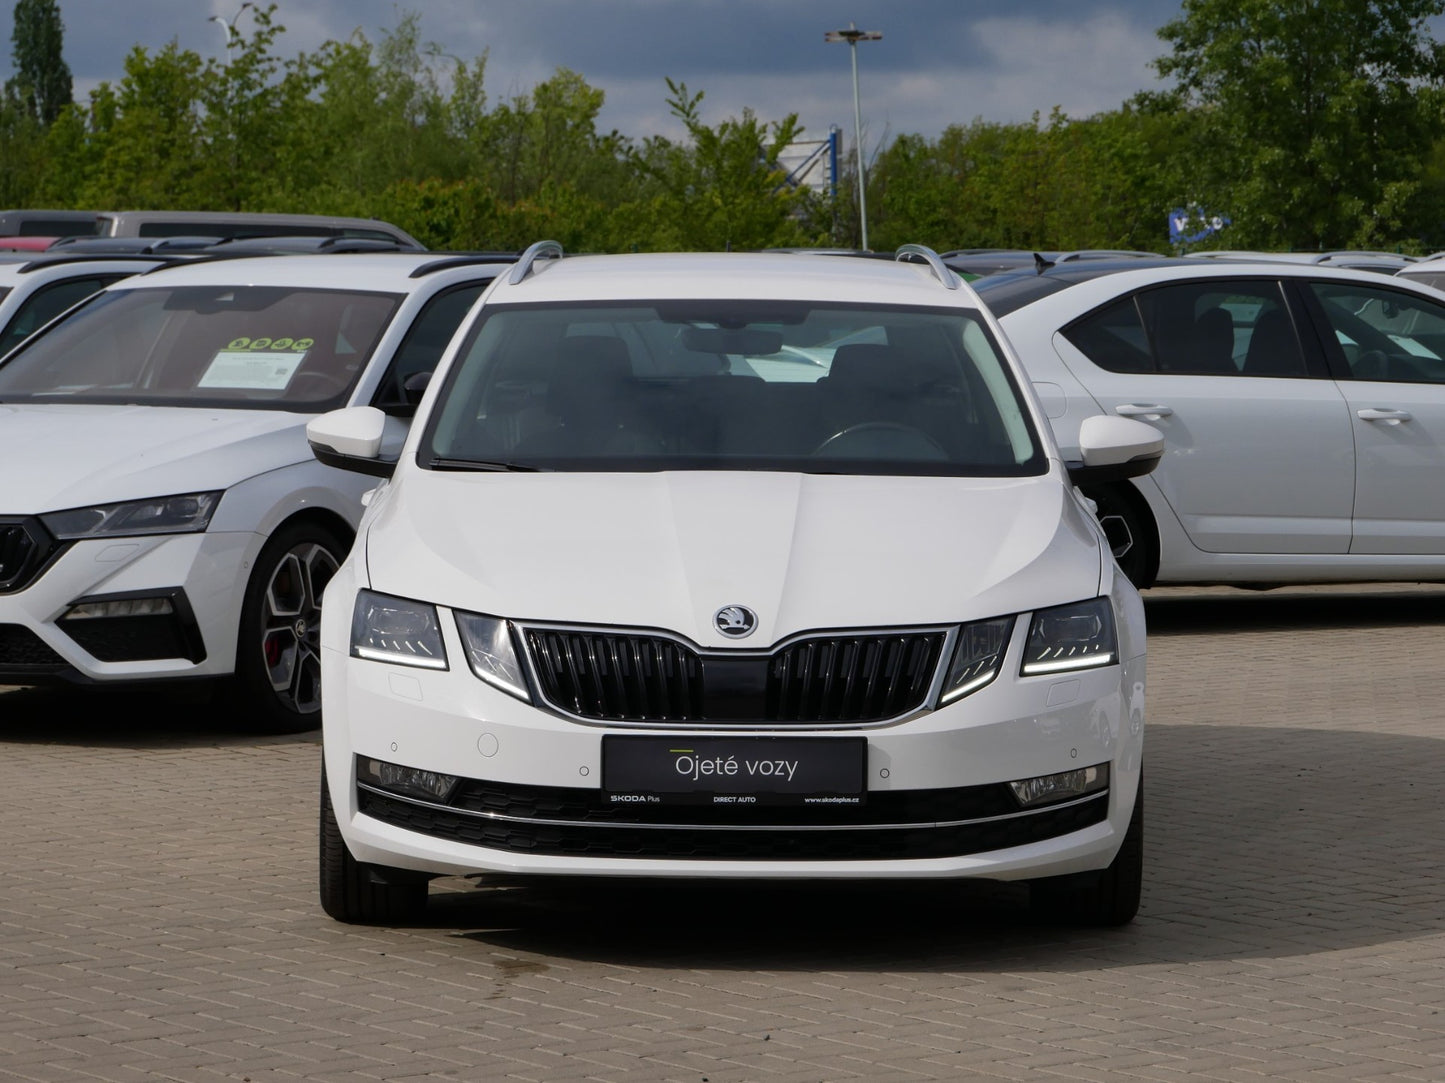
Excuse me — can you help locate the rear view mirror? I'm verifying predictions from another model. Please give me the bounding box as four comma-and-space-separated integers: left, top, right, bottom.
680, 326, 784, 355
403, 371, 432, 404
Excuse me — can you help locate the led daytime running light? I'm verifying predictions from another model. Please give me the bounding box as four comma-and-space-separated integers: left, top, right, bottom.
455, 611, 530, 701
350, 590, 448, 670
939, 615, 1014, 705
1021, 598, 1117, 676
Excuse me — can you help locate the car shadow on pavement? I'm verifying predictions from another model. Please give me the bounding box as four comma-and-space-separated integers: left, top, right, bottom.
0, 683, 319, 747
1144, 584, 1445, 636
420, 720, 1445, 973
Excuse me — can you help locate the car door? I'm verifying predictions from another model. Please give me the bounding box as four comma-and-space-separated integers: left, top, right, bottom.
1054, 277, 1355, 554
1301, 278, 1445, 554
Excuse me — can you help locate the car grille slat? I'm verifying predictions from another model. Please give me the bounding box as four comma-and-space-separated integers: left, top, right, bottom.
525, 626, 945, 725
527, 628, 705, 722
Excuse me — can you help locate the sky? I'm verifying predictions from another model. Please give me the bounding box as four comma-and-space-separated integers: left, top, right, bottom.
0, 0, 1193, 153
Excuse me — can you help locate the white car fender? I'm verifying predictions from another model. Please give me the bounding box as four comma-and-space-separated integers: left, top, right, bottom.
210, 459, 376, 540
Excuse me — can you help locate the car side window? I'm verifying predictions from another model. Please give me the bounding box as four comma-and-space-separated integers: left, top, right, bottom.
1308, 281, 1445, 383
372, 282, 487, 414
1063, 280, 1305, 378
1061, 297, 1154, 373
0, 275, 127, 357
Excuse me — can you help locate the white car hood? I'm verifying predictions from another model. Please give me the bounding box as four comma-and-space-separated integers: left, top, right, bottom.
0, 404, 311, 513
364, 469, 1103, 647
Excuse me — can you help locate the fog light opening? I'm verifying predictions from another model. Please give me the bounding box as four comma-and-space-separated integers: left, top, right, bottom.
1009, 763, 1109, 808
63, 596, 175, 621
358, 756, 458, 802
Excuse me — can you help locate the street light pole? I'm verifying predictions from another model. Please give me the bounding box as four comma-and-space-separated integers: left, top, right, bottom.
825, 22, 882, 250
209, 2, 253, 65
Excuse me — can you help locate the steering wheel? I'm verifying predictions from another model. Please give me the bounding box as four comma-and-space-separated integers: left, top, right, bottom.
812, 421, 949, 458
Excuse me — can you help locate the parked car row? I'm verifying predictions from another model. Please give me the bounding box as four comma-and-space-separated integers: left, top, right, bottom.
9, 230, 1445, 926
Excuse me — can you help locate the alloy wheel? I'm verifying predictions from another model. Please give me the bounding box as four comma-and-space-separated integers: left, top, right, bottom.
259, 542, 339, 715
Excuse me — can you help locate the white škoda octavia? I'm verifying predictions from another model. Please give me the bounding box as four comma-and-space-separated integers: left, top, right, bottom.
308, 243, 1163, 925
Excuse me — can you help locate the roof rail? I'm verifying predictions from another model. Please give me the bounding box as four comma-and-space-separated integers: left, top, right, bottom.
1315, 250, 1418, 263
17, 252, 188, 274
409, 252, 520, 279
1053, 249, 1157, 263
894, 244, 959, 290
508, 240, 563, 285
204, 235, 413, 255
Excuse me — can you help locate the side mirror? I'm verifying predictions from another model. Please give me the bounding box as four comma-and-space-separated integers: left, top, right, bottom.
307, 406, 399, 478
1066, 415, 1163, 486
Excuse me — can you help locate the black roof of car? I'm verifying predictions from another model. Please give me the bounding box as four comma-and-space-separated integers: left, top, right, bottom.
970, 257, 1201, 317
942, 248, 1163, 277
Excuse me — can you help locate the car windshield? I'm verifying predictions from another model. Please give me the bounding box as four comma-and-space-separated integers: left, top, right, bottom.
422, 300, 1044, 476
0, 284, 401, 409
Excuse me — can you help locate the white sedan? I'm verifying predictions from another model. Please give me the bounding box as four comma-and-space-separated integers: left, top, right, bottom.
0, 251, 508, 731
976, 258, 1445, 586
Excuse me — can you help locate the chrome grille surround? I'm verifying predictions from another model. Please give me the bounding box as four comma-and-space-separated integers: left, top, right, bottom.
519, 621, 956, 728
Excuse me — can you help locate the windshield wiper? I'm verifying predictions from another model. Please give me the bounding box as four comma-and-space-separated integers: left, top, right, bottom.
425, 457, 547, 472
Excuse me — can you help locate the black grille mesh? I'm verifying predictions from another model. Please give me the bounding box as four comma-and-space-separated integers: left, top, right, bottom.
0, 624, 67, 667
525, 626, 945, 724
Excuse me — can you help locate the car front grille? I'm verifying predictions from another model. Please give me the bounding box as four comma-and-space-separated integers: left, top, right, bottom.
356, 776, 1108, 861
524, 626, 946, 725
0, 519, 59, 594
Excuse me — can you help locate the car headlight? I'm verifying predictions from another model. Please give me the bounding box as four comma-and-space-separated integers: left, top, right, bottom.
41, 491, 222, 539
1021, 597, 1117, 676
455, 611, 531, 701
939, 615, 1015, 704
350, 590, 448, 670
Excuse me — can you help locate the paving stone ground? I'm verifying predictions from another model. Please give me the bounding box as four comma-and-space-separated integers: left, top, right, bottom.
2, 584, 1445, 1082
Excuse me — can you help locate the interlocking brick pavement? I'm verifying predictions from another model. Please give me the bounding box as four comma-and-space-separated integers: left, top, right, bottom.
2, 584, 1445, 1082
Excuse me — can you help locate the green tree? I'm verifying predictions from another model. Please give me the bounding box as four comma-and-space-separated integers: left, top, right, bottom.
622, 79, 819, 251
869, 102, 1196, 254
6, 0, 71, 125
472, 68, 629, 207
1155, 0, 1445, 249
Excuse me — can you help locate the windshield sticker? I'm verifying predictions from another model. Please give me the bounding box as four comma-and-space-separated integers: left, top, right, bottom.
198, 348, 309, 391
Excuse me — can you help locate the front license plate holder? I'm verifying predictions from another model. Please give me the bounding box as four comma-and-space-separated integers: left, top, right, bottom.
602, 735, 867, 807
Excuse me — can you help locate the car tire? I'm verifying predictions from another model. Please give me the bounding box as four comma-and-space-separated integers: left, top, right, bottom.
232, 520, 349, 734
1030, 773, 1143, 927
319, 768, 429, 924
1082, 484, 1156, 589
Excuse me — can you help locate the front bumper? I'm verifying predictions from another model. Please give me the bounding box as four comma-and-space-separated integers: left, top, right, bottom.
0, 530, 261, 684
321, 598, 1146, 882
